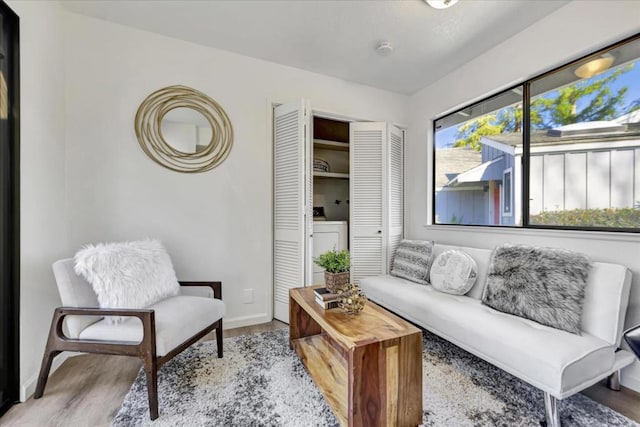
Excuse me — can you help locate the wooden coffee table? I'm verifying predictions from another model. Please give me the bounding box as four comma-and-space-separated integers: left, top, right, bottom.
289, 285, 422, 426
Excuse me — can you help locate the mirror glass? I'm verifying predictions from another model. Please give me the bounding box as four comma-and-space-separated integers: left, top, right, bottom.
161, 107, 212, 154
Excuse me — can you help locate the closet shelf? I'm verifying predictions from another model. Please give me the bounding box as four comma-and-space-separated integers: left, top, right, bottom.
314, 139, 349, 152
314, 172, 349, 179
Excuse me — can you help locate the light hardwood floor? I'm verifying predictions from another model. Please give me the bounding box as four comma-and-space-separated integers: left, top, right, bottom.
0, 321, 287, 427
1, 320, 638, 426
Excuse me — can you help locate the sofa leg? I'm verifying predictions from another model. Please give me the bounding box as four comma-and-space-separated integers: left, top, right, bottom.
544, 393, 561, 427
607, 370, 621, 391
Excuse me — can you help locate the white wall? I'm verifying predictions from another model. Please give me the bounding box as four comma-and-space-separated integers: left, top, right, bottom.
62, 12, 407, 333
7, 2, 407, 401
406, 0, 640, 390
20, 0, 639, 402
5, 0, 69, 400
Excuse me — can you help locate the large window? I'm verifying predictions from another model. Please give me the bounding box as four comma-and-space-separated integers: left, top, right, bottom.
433, 33, 640, 231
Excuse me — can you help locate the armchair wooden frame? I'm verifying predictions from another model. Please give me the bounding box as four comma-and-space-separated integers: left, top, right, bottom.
33, 281, 223, 420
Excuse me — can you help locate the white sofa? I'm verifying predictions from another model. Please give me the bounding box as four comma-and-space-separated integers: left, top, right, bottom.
359, 243, 635, 427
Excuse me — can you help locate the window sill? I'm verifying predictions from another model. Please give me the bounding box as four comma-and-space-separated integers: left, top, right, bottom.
423, 223, 640, 243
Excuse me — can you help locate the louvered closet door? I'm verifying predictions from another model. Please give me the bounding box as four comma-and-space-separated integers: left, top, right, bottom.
350, 122, 387, 283
273, 100, 310, 323
387, 126, 404, 272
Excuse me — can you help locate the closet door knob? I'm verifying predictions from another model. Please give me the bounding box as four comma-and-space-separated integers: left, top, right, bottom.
377, 230, 382, 234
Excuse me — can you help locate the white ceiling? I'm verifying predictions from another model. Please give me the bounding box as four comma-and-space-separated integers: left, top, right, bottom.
61, 0, 570, 95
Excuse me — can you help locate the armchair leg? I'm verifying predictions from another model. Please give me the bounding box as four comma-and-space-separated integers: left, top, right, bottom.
34, 310, 64, 399
144, 358, 159, 420
34, 349, 61, 399
141, 310, 159, 420
216, 319, 223, 358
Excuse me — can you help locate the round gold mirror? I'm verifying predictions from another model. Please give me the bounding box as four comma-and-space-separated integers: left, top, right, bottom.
134, 85, 233, 173
161, 107, 211, 154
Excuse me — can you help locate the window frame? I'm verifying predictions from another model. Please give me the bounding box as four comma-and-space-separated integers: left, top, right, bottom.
501, 168, 513, 218
431, 32, 640, 233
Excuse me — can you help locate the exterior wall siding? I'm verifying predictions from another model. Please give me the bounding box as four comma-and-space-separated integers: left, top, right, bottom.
435, 188, 488, 225
530, 148, 640, 215
482, 145, 504, 163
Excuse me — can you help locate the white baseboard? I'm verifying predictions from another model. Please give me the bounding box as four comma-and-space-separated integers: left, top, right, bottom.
20, 352, 77, 402
223, 313, 272, 330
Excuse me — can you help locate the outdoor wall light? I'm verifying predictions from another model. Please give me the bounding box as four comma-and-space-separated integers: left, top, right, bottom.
574, 54, 615, 79
425, 0, 459, 9
375, 41, 394, 56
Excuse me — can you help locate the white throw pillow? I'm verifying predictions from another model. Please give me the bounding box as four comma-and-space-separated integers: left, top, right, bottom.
429, 249, 478, 295
74, 239, 180, 323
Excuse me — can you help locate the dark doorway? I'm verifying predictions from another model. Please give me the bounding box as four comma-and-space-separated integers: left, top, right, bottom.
0, 0, 19, 417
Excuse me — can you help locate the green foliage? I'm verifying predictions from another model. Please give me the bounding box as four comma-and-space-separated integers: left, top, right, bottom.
530, 208, 640, 228
453, 103, 543, 151
452, 63, 634, 150
449, 213, 464, 224
627, 99, 640, 114
533, 65, 632, 127
453, 115, 504, 151
314, 249, 350, 273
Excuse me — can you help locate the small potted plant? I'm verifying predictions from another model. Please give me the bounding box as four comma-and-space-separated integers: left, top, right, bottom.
314, 249, 350, 292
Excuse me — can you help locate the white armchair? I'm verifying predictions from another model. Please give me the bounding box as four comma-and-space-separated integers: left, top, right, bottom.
34, 258, 225, 420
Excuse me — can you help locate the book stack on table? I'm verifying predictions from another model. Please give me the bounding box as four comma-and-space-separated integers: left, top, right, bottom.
314, 287, 339, 310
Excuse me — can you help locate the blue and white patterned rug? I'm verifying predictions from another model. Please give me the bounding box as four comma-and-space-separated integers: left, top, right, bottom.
113, 328, 638, 426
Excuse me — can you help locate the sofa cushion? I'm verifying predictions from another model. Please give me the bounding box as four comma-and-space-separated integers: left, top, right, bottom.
78, 295, 225, 356
429, 249, 478, 295
432, 244, 631, 346
74, 239, 181, 323
482, 244, 591, 335
359, 275, 614, 398
390, 239, 434, 285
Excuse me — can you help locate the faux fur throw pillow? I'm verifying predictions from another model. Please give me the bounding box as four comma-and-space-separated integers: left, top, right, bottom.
390, 240, 434, 285
481, 243, 592, 335
74, 239, 180, 323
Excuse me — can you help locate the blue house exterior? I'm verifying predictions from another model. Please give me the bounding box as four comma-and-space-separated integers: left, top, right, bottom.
435, 114, 640, 226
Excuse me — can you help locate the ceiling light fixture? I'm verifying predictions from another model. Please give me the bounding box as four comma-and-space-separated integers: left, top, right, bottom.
574, 54, 615, 79
375, 41, 394, 57
425, 0, 459, 9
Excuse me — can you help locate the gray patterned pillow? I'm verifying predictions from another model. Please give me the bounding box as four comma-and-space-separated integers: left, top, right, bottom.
481, 243, 592, 335
390, 240, 434, 285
